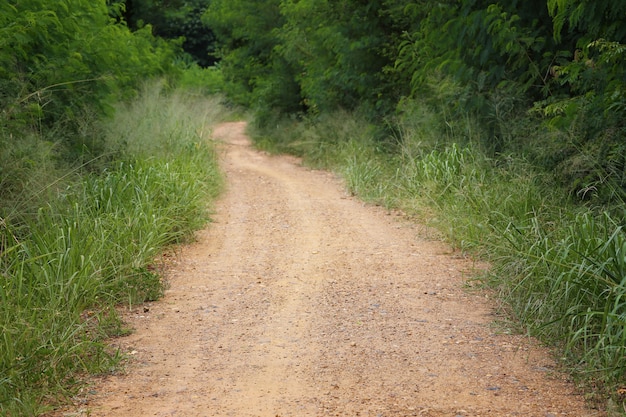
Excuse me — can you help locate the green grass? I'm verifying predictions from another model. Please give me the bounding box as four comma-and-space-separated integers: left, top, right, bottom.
178, 65, 225, 96
251, 103, 626, 411
494, 212, 626, 382
0, 83, 228, 415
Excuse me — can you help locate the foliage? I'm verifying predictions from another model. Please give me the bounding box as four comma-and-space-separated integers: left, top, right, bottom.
178, 65, 225, 95
495, 211, 626, 387
0, 0, 182, 162
533, 2, 626, 207
548, 0, 626, 45
0, 2, 219, 415
205, 0, 626, 205
120, 0, 217, 67
204, 0, 399, 118
202, 0, 285, 108
277, 0, 395, 115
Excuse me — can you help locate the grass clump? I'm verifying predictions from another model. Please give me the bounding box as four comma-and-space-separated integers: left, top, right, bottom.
0, 83, 227, 415
494, 212, 626, 386
251, 101, 626, 410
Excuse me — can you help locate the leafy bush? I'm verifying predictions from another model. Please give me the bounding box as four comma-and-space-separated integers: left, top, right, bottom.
122, 0, 217, 67
0, 0, 181, 159
206, 0, 626, 208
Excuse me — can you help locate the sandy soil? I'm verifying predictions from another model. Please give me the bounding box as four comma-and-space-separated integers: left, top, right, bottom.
61, 121, 602, 417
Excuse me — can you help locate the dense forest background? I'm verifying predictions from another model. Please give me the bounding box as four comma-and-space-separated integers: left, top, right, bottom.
2, 0, 626, 415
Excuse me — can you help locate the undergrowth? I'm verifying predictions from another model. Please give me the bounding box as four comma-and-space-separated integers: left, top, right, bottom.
0, 83, 227, 415
250, 103, 626, 412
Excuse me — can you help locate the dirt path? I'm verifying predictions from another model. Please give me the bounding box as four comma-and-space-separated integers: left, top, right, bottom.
79, 122, 600, 416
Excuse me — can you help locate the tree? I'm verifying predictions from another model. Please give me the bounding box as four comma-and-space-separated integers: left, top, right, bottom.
204, 0, 398, 116
278, 0, 395, 114
203, 0, 288, 107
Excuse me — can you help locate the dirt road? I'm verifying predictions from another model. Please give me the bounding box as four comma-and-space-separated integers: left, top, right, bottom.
82, 122, 599, 416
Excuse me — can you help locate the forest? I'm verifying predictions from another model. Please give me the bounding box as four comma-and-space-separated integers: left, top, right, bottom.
1, 0, 626, 415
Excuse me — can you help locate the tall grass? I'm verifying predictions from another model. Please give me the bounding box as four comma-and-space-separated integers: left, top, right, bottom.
495, 212, 626, 384
0, 84, 227, 415
251, 102, 626, 409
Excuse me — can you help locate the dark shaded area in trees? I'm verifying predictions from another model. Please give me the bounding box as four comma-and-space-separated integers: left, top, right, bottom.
120, 0, 217, 67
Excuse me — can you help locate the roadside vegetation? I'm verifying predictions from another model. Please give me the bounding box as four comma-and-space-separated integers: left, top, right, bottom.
0, 2, 227, 415
0, 84, 227, 415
